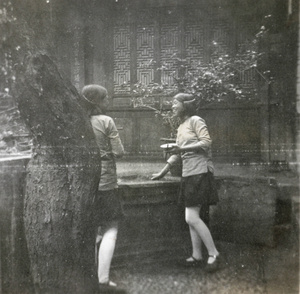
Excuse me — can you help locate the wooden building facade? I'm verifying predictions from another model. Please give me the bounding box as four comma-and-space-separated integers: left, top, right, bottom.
17, 0, 300, 164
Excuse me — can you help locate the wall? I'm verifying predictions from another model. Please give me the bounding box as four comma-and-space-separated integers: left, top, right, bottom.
115, 175, 279, 266
74, 0, 298, 164
2, 0, 298, 164
109, 105, 262, 161
109, 109, 171, 156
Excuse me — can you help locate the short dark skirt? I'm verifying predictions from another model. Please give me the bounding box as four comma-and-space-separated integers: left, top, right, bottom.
179, 171, 219, 207
93, 189, 124, 223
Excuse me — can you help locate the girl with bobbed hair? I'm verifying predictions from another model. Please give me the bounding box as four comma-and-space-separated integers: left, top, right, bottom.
173, 93, 197, 117
152, 92, 221, 273
82, 84, 108, 115
81, 85, 126, 293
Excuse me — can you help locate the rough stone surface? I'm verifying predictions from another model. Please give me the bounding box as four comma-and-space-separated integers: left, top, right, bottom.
110, 236, 298, 294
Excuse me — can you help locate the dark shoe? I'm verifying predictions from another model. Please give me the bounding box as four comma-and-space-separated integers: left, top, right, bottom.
178, 256, 205, 268
99, 282, 127, 294
205, 254, 221, 273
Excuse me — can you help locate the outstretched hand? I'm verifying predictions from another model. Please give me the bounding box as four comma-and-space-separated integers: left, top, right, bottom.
151, 173, 162, 180
151, 163, 170, 180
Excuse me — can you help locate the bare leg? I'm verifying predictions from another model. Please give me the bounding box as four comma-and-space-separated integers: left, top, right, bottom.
97, 221, 118, 284
189, 225, 203, 260
185, 206, 219, 263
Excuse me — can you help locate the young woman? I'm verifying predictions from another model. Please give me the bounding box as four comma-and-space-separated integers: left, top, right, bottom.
81, 85, 126, 293
152, 93, 220, 272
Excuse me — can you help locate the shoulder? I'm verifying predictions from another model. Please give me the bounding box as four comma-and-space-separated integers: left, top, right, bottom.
91, 115, 116, 131
189, 115, 206, 125
91, 115, 115, 124
91, 114, 113, 121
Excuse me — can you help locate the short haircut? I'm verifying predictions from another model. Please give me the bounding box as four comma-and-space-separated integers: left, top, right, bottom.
81, 84, 107, 105
174, 93, 197, 116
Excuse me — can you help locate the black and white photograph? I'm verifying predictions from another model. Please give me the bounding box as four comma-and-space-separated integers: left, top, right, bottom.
0, 0, 299, 293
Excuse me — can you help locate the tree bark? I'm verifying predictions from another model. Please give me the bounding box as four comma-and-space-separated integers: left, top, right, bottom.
15, 54, 101, 294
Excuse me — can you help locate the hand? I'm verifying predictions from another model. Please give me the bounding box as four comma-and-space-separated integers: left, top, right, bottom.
151, 173, 162, 180
169, 145, 181, 154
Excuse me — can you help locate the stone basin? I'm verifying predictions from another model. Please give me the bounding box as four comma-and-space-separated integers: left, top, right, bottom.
116, 158, 299, 186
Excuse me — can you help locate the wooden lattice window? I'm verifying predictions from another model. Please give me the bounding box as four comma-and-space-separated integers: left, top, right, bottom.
112, 7, 258, 100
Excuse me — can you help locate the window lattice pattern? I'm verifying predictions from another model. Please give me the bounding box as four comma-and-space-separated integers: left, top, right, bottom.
211, 20, 232, 55
160, 23, 180, 87
113, 26, 131, 94
112, 9, 257, 97
137, 25, 155, 86
185, 23, 205, 68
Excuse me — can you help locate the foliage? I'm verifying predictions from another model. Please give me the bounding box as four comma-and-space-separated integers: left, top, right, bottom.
0, 1, 34, 154
132, 26, 270, 138
132, 82, 180, 138
0, 1, 18, 93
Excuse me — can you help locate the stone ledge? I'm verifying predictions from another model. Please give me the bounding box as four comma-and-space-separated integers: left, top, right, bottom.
116, 176, 279, 251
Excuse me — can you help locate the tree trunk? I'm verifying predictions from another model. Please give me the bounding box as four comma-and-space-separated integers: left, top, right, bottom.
15, 54, 101, 294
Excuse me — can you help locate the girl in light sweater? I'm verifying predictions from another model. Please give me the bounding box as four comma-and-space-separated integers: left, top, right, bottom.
152, 93, 220, 273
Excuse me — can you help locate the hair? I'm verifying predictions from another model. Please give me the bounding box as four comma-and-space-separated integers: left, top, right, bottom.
173, 93, 197, 116
81, 84, 108, 115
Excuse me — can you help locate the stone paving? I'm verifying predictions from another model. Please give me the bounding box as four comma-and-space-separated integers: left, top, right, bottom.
109, 233, 299, 294
113, 160, 299, 294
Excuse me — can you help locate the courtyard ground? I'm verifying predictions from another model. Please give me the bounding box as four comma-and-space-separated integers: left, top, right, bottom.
113, 159, 299, 294
110, 233, 298, 294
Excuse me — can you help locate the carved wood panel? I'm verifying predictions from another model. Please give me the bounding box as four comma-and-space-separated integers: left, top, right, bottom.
112, 8, 257, 94
211, 20, 232, 56
113, 25, 131, 94
111, 7, 261, 159
185, 23, 205, 65
160, 23, 180, 87
137, 25, 155, 86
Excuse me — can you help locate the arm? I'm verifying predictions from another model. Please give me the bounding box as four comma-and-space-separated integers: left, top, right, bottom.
190, 118, 212, 152
169, 119, 212, 154
151, 163, 171, 180
151, 153, 181, 180
108, 118, 124, 158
